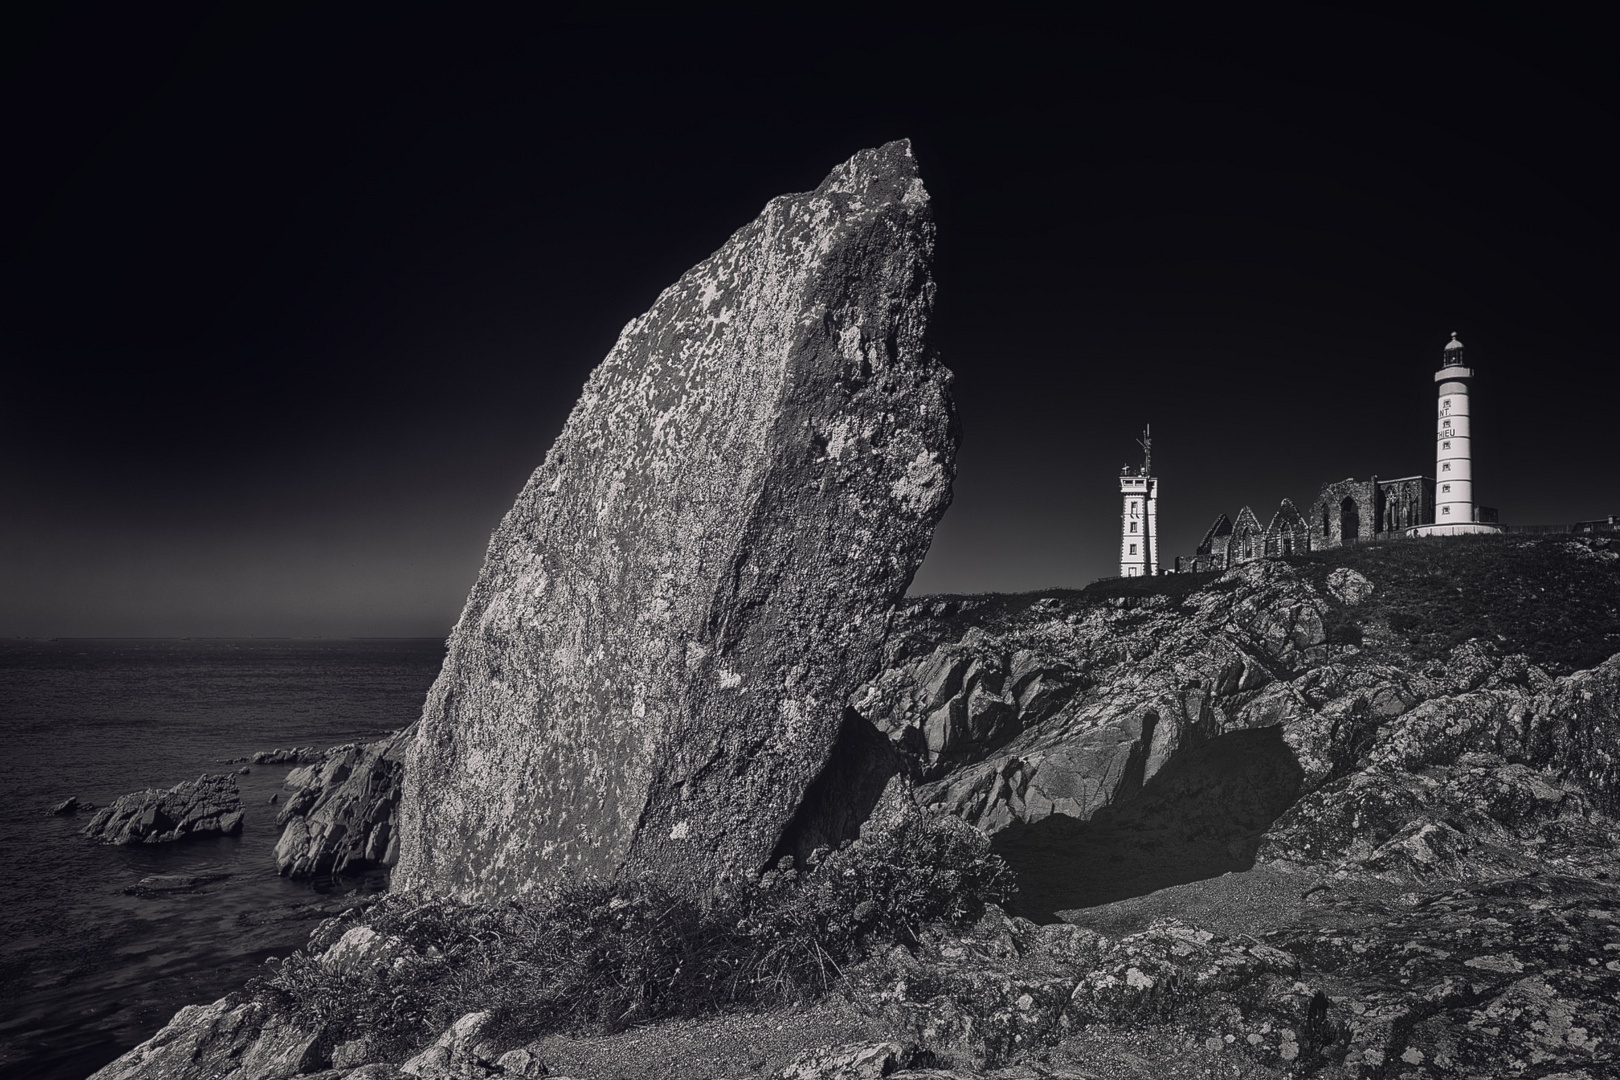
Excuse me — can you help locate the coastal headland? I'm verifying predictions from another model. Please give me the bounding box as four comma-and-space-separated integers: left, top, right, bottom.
83, 144, 1620, 1080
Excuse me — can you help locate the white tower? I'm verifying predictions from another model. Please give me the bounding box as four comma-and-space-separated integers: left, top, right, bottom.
1412, 333, 1502, 537
1119, 426, 1158, 576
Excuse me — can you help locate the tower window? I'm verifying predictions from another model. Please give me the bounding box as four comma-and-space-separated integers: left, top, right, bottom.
1129, 544, 1137, 555
1129, 521, 1137, 533
1443, 441, 1451, 450
1442, 506, 1451, 515
1442, 463, 1451, 472
1442, 484, 1450, 493
1130, 501, 1137, 511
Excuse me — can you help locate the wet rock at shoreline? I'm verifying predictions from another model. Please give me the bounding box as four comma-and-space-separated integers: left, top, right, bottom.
81, 774, 244, 845
274, 727, 412, 877
124, 873, 226, 896
51, 795, 93, 815
397, 140, 955, 902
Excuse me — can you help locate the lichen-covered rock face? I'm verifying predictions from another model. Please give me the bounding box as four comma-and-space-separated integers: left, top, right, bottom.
397, 141, 955, 901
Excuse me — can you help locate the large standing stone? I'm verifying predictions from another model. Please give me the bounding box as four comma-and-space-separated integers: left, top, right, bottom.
395, 140, 956, 901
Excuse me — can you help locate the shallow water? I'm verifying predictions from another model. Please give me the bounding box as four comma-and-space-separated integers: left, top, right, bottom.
0, 638, 444, 1080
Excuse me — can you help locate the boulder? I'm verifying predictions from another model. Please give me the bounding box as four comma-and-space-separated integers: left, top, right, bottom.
81, 774, 244, 845
396, 140, 955, 901
1325, 566, 1373, 605
400, 1011, 495, 1078
51, 795, 92, 815
274, 728, 411, 877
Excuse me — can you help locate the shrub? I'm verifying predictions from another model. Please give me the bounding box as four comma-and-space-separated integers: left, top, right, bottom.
252, 806, 1014, 1059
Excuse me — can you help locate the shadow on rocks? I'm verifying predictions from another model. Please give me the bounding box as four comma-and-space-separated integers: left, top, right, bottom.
992, 726, 1304, 921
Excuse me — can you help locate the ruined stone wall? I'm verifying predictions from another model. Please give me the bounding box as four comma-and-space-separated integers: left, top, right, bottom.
1229, 506, 1265, 564
1307, 479, 1379, 549
1375, 476, 1434, 534
1265, 498, 1310, 556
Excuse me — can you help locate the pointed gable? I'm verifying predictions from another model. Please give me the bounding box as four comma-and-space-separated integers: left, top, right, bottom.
1266, 498, 1310, 555
1230, 505, 1264, 563
1197, 513, 1233, 557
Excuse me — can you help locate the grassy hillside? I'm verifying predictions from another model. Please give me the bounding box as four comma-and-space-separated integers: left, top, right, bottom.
1289, 534, 1620, 674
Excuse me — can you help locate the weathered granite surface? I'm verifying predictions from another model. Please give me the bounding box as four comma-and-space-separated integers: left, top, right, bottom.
273, 727, 411, 877
396, 140, 955, 901
81, 774, 244, 844
858, 554, 1619, 900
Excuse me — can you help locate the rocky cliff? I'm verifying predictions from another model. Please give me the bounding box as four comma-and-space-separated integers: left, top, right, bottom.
861, 539, 1620, 918
395, 140, 956, 902
88, 536, 1620, 1079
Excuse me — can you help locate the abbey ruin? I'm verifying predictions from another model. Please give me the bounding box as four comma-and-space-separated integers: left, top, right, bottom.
1122, 334, 1507, 577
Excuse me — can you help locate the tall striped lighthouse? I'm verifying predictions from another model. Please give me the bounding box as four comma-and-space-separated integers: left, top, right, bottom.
1412, 332, 1502, 536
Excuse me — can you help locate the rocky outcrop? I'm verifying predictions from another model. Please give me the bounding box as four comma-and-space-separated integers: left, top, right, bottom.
81, 774, 244, 844
273, 727, 411, 877
86, 995, 322, 1080
254, 747, 326, 765
854, 561, 1335, 838
51, 794, 92, 814
848, 551, 1620, 925
1256, 651, 1620, 882
397, 140, 955, 902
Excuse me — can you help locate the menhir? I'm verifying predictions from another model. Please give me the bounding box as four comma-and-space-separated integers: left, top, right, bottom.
395, 140, 956, 902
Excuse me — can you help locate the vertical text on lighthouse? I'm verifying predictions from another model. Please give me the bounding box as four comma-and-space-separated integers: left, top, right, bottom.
1119, 425, 1158, 577
1412, 332, 1502, 537
1435, 332, 1474, 525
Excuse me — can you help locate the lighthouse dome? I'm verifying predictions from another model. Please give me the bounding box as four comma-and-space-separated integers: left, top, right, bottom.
1444, 332, 1464, 351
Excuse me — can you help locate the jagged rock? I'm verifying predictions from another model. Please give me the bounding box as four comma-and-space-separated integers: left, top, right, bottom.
853, 638, 1081, 780
397, 140, 955, 901
777, 1041, 930, 1079
51, 795, 91, 814
253, 746, 323, 764
400, 1011, 495, 1078
274, 728, 411, 877
317, 924, 412, 975
81, 774, 244, 844
880, 562, 1326, 837
86, 996, 322, 1080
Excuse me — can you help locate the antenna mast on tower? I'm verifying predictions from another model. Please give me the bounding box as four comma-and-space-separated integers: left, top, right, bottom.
1118, 424, 1159, 578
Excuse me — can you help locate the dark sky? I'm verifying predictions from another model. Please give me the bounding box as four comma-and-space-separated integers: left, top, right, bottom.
3, 6, 1614, 637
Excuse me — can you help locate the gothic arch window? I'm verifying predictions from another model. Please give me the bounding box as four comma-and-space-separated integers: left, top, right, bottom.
1340, 496, 1360, 544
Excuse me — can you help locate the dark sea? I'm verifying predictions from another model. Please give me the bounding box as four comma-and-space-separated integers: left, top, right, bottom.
0, 638, 446, 1080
